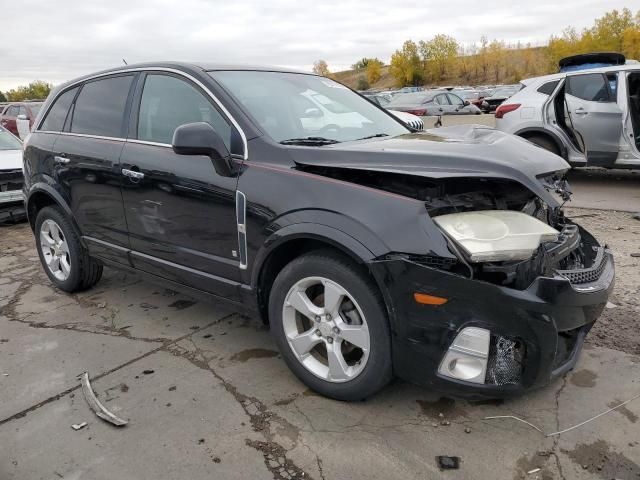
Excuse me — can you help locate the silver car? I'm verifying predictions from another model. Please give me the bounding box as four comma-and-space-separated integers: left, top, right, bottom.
496, 64, 639, 169
0, 126, 25, 222
386, 91, 482, 117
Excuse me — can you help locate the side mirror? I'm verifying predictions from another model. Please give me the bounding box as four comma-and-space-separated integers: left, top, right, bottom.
302, 107, 323, 118
463, 100, 470, 106
17, 114, 28, 120
172, 122, 234, 177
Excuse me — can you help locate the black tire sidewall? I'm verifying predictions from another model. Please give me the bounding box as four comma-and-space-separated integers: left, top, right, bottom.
269, 253, 392, 401
35, 206, 85, 292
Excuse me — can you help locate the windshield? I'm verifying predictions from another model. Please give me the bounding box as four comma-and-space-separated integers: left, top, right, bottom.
0, 128, 22, 150
210, 71, 408, 143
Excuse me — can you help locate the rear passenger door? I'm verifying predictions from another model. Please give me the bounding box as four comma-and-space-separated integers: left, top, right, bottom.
51, 74, 136, 263
564, 72, 623, 166
119, 72, 244, 300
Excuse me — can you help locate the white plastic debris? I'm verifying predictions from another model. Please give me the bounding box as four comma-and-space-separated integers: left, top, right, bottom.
71, 422, 87, 431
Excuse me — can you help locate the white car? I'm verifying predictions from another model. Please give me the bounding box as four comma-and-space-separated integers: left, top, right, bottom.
0, 126, 25, 222
496, 64, 640, 168
387, 109, 424, 131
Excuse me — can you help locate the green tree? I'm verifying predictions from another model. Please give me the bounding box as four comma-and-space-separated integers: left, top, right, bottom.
312, 60, 331, 77
419, 34, 459, 82
585, 8, 635, 52
390, 40, 423, 87
366, 58, 384, 85
6, 80, 53, 101
352, 58, 370, 71
0, 91, 7, 103
623, 26, 640, 60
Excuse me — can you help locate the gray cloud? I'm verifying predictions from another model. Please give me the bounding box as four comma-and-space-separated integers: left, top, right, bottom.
0, 0, 636, 90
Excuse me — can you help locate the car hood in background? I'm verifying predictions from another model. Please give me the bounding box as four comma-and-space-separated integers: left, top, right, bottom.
0, 149, 23, 170
290, 124, 570, 206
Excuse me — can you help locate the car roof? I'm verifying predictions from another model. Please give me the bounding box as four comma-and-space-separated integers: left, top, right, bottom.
522, 62, 640, 86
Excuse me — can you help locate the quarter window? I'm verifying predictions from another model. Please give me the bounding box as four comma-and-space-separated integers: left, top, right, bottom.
537, 80, 559, 96
41, 88, 79, 132
566, 74, 612, 102
137, 74, 233, 151
71, 75, 134, 138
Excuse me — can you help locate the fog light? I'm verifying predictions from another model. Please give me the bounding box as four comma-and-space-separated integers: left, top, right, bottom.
438, 327, 490, 384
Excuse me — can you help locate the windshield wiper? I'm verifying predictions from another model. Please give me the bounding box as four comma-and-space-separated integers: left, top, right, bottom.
356, 133, 389, 140
280, 137, 340, 146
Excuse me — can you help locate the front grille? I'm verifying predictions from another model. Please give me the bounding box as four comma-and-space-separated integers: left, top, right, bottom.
0, 169, 23, 192
485, 335, 524, 386
556, 247, 607, 284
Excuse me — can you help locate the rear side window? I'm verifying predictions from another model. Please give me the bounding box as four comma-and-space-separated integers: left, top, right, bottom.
566, 74, 612, 102
537, 80, 559, 96
71, 75, 134, 138
137, 74, 232, 148
40, 87, 78, 132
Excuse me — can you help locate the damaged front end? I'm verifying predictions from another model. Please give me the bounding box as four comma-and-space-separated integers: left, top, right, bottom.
298, 164, 613, 397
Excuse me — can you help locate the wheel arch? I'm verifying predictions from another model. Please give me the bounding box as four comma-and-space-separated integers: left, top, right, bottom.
26, 184, 79, 235
515, 127, 568, 159
252, 224, 391, 325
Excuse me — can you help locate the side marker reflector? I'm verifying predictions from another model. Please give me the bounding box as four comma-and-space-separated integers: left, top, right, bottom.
413, 293, 448, 305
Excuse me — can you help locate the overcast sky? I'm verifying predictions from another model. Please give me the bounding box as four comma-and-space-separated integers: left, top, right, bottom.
0, 0, 638, 91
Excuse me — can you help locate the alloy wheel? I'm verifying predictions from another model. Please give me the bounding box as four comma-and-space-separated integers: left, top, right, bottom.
282, 276, 370, 383
39, 219, 71, 281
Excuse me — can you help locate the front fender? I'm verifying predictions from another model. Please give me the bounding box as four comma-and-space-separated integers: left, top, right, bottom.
250, 220, 378, 289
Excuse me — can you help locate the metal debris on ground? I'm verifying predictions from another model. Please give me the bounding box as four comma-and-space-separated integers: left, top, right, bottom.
80, 372, 128, 427
71, 422, 87, 431
484, 392, 640, 437
437, 456, 460, 470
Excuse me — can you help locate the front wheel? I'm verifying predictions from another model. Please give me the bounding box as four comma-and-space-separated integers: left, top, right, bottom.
269, 251, 392, 401
35, 206, 103, 292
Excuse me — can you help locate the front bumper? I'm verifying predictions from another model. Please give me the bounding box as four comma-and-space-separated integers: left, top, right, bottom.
370, 248, 614, 399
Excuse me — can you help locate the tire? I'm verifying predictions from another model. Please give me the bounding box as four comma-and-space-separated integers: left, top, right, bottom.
35, 205, 103, 292
526, 134, 561, 156
268, 250, 392, 401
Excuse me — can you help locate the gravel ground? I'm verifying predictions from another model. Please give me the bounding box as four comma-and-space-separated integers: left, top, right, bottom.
564, 207, 640, 355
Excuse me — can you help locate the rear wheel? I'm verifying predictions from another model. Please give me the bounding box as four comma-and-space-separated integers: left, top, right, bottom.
268, 251, 392, 401
525, 134, 561, 156
35, 206, 103, 292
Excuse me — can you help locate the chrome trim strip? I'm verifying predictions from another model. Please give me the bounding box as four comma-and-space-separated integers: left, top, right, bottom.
54, 131, 125, 142
82, 236, 130, 253
236, 190, 248, 270
36, 67, 249, 160
131, 250, 243, 287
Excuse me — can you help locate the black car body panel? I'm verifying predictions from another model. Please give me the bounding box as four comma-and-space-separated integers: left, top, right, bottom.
22, 62, 614, 398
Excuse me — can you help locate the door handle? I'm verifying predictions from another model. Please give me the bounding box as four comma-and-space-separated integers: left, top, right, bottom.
122, 168, 145, 180
574, 108, 588, 115
54, 156, 70, 164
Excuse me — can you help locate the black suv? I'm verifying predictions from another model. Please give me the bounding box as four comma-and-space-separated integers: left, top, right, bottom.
23, 63, 614, 400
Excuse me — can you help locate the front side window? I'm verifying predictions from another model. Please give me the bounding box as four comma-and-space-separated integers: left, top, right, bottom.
40, 87, 79, 132
211, 71, 408, 143
137, 74, 234, 151
71, 75, 134, 138
566, 73, 612, 102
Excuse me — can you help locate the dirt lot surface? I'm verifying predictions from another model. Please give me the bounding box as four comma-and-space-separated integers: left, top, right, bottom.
1, 206, 639, 480
563, 207, 640, 355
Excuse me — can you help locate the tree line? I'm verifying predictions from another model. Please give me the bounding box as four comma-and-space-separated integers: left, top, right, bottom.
0, 80, 52, 103
313, 8, 640, 88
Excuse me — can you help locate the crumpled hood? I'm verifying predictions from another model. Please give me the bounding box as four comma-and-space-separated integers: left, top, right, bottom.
0, 149, 23, 171
291, 125, 570, 206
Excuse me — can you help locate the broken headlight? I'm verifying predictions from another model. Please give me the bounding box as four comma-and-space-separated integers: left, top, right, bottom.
433, 210, 559, 263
